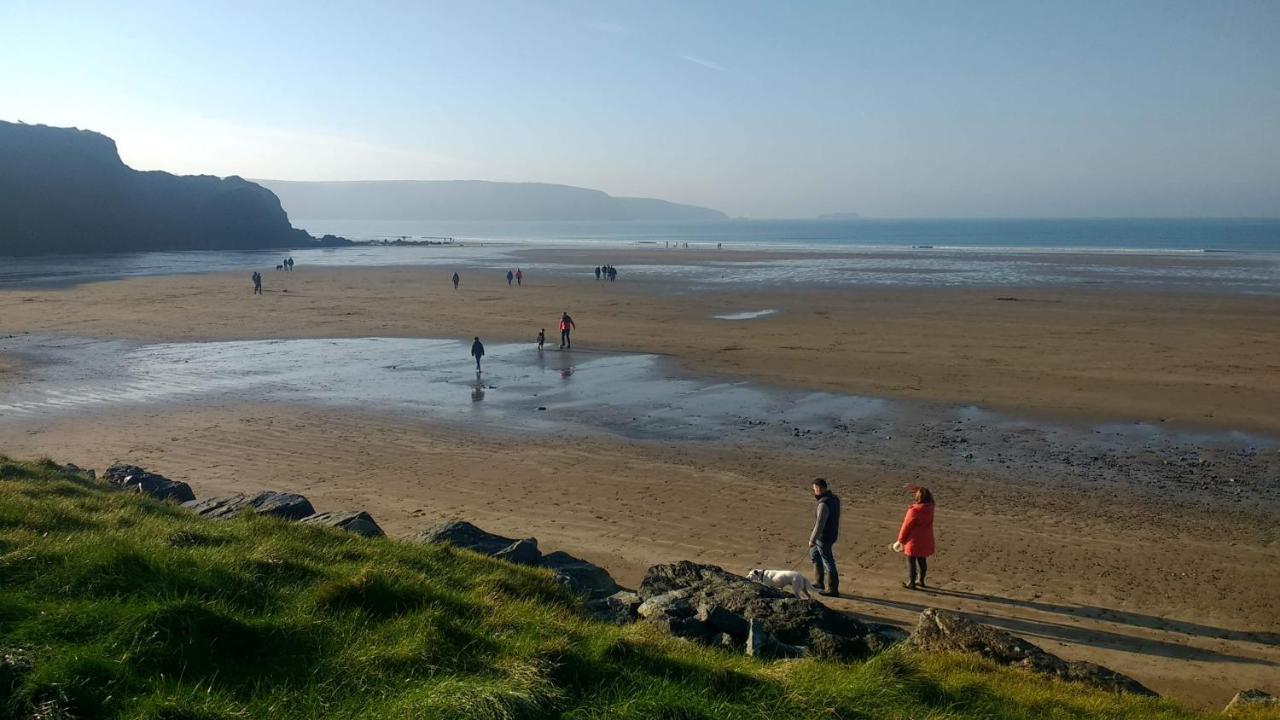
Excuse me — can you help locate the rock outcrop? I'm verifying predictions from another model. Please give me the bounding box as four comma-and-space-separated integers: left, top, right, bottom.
183, 491, 315, 521
417, 521, 529, 557
102, 464, 195, 503
300, 510, 385, 538
635, 561, 903, 659
541, 550, 622, 599
416, 520, 621, 598
910, 608, 1156, 696
1224, 689, 1277, 714
0, 120, 345, 256
587, 591, 642, 625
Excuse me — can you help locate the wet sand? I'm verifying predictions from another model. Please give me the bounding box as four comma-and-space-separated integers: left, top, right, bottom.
0, 404, 1274, 708
1, 256, 1278, 707
1, 263, 1278, 433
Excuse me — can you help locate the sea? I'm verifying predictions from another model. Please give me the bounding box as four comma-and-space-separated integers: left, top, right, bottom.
1, 218, 1277, 293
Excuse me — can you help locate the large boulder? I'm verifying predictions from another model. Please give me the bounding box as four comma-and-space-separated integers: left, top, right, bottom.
415, 520, 524, 556
587, 591, 641, 625
416, 522, 623, 598
541, 550, 621, 599
637, 561, 891, 659
182, 491, 315, 521
103, 464, 195, 503
493, 538, 543, 566
747, 618, 807, 660
300, 510, 385, 538
910, 608, 1156, 696
1224, 689, 1277, 714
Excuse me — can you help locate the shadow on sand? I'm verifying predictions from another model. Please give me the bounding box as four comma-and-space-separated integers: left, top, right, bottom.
841, 590, 1278, 667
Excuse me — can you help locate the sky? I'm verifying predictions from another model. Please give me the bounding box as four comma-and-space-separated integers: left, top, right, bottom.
2, 1, 1278, 218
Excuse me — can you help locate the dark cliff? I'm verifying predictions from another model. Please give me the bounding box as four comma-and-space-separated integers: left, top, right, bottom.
0, 121, 327, 256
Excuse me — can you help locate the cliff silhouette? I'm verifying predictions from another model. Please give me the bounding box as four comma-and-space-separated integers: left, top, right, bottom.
0, 121, 333, 256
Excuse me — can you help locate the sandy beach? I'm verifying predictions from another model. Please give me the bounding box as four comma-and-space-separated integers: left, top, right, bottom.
1, 252, 1277, 707
2, 260, 1278, 432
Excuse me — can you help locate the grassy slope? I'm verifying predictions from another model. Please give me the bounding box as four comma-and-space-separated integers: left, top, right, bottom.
0, 458, 1260, 720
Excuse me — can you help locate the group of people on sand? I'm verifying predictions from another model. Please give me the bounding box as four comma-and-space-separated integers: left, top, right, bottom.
594, 265, 617, 281
251, 258, 298, 294
805, 478, 935, 597
471, 312, 576, 372
505, 268, 524, 286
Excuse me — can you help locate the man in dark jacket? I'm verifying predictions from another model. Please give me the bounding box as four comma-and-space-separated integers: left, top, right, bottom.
808, 478, 841, 597
471, 337, 485, 371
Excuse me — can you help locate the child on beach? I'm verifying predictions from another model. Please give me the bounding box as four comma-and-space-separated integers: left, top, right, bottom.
536, 329, 545, 351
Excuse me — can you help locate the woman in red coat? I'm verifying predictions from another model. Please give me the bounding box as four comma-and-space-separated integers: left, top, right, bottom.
894, 486, 935, 590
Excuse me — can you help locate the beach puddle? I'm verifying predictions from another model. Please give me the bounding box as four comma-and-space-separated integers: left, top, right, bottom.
0, 335, 884, 441
1, 334, 1275, 509
713, 309, 778, 320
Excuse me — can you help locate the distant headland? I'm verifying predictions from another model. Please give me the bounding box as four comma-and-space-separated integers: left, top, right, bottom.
0, 120, 348, 256
818, 212, 862, 220
256, 179, 728, 222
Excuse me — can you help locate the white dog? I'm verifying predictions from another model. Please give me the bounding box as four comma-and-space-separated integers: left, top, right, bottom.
746, 568, 816, 599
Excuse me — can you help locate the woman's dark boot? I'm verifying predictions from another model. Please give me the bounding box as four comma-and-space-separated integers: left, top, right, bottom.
812, 564, 825, 592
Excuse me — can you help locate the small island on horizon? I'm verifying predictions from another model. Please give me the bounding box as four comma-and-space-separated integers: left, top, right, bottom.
818, 211, 862, 220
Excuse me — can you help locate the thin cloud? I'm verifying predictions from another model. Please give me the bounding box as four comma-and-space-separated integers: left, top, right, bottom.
680, 54, 726, 72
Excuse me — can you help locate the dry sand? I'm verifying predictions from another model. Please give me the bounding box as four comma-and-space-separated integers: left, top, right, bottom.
1, 260, 1278, 708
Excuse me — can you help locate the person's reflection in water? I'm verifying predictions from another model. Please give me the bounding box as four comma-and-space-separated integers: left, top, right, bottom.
471, 378, 486, 402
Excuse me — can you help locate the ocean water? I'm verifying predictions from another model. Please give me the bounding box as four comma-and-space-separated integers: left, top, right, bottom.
1, 218, 1277, 291
294, 217, 1280, 253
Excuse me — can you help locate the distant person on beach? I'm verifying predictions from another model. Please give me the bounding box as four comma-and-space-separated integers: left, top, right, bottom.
471, 337, 485, 371
251, 271, 262, 295
608, 266, 617, 282
892, 486, 935, 590
288, 257, 294, 270
506, 270, 514, 285
536, 328, 546, 351
808, 478, 841, 597
558, 312, 576, 349
452, 272, 460, 290
595, 266, 602, 280
516, 268, 523, 286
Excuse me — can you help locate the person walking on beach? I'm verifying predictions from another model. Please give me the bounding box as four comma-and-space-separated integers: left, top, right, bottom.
452, 272, 460, 290
536, 328, 545, 351
506, 270, 514, 286
893, 486, 935, 590
594, 266, 602, 281
808, 478, 841, 597
558, 312, 576, 350
515, 268, 523, 286
251, 271, 262, 295
471, 337, 485, 371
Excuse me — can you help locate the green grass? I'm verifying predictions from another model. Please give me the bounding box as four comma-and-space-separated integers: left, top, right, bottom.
0, 456, 1253, 719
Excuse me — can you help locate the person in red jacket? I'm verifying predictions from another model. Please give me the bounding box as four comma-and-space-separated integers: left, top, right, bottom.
558, 312, 576, 349
893, 486, 935, 590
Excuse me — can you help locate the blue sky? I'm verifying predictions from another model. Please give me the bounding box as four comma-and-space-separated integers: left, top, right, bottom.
2, 0, 1278, 217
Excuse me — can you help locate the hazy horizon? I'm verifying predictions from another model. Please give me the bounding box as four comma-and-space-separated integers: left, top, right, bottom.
3, 1, 1278, 219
